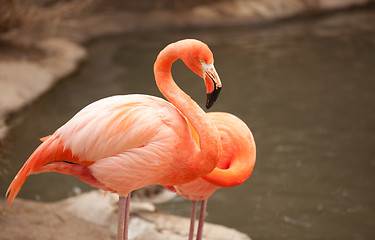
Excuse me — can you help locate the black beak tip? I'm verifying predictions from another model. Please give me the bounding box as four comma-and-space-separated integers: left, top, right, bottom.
206, 87, 222, 109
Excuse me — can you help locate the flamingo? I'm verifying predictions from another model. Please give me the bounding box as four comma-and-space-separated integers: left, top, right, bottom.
6, 39, 223, 240
169, 112, 256, 240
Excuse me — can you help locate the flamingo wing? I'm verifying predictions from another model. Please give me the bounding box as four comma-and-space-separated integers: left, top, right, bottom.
56, 95, 180, 160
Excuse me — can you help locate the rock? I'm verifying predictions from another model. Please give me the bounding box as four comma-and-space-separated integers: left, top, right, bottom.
132, 211, 251, 240
0, 190, 251, 240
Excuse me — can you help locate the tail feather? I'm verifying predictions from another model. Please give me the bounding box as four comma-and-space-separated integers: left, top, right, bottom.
6, 135, 76, 206
6, 145, 47, 206
6, 174, 28, 207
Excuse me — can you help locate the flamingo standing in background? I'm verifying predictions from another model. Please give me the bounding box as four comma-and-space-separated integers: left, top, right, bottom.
169, 112, 256, 240
6, 39, 223, 240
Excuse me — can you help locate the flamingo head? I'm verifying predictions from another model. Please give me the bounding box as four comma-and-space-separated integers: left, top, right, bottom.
179, 39, 222, 109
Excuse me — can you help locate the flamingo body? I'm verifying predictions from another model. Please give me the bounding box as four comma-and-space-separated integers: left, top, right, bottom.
175, 112, 256, 200
171, 112, 256, 240
6, 94, 206, 203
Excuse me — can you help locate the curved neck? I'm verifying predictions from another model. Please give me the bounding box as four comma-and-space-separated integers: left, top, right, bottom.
153, 42, 221, 171
202, 144, 256, 187
202, 114, 256, 187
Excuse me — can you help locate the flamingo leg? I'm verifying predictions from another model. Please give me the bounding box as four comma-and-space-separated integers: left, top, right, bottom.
117, 193, 131, 240
189, 200, 198, 240
196, 199, 207, 240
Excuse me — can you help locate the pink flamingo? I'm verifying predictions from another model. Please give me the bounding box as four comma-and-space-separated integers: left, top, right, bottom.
169, 112, 256, 240
6, 39, 223, 240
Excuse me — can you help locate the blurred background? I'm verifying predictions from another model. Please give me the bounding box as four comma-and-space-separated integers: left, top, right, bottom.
1, 1, 375, 240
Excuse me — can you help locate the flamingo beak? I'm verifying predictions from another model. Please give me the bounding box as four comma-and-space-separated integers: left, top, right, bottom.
204, 65, 222, 109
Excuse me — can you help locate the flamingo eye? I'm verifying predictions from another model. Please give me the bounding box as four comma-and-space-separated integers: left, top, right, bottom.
199, 58, 205, 64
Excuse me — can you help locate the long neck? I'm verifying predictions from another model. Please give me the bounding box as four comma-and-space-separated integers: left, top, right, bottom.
153, 43, 221, 172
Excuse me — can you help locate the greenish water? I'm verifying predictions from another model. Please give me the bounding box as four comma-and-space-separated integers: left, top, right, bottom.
1, 6, 375, 240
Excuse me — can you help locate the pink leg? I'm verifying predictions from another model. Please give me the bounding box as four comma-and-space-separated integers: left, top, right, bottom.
189, 200, 198, 240
117, 193, 131, 240
196, 199, 207, 240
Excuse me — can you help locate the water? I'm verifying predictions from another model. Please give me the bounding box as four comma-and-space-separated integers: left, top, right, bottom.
1, 6, 375, 240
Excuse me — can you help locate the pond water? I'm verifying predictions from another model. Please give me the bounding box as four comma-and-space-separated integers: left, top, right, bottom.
1, 6, 375, 240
